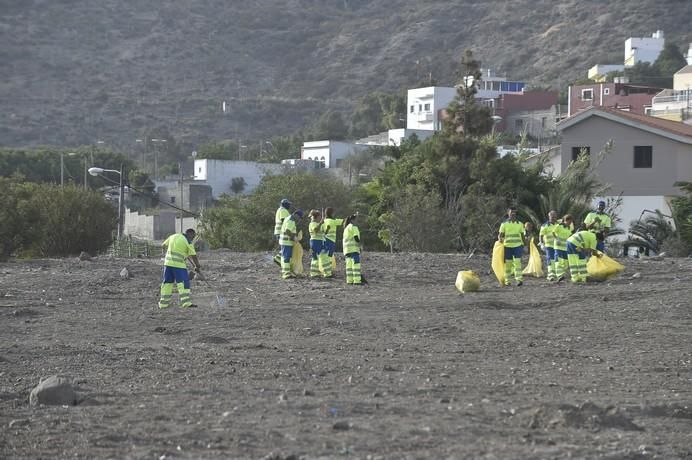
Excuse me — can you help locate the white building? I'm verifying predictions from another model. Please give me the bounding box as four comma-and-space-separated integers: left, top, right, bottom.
301, 140, 369, 168
624, 30, 665, 67
406, 86, 457, 131
192, 159, 283, 199
407, 73, 526, 132
588, 64, 626, 82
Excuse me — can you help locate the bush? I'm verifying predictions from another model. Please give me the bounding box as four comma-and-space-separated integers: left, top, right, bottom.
0, 179, 116, 259
199, 171, 355, 251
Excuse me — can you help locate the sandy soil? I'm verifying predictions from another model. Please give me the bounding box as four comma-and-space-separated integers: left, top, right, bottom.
1, 250, 692, 459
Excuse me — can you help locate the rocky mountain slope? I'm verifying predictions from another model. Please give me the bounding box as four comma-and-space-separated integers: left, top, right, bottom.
0, 0, 689, 150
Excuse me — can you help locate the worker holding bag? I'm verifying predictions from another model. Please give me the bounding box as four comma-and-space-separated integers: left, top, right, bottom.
566, 230, 603, 283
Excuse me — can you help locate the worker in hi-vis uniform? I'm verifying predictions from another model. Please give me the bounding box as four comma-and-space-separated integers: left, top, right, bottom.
566, 229, 603, 283
159, 228, 201, 309
498, 208, 525, 286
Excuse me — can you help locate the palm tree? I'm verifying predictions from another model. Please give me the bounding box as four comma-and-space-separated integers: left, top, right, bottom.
521, 145, 611, 229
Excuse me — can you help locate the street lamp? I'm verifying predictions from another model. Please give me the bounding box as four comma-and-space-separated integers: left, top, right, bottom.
151, 139, 167, 179
89, 166, 124, 239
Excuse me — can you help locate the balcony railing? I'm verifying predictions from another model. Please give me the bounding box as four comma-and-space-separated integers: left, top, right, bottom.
652, 90, 692, 105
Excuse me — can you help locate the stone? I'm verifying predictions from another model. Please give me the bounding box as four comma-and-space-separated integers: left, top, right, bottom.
29, 375, 78, 406
78, 251, 91, 261
332, 421, 351, 431
120, 267, 130, 279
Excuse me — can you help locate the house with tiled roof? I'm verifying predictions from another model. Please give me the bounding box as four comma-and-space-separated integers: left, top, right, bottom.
557, 106, 692, 232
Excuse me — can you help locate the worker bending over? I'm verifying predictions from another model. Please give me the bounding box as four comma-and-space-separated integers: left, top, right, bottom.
159, 228, 201, 309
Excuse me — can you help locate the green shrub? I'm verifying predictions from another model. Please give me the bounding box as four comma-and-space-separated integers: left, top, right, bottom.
0, 180, 116, 259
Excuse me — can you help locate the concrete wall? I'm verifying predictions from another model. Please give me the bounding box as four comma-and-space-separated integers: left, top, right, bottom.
193, 159, 282, 199
156, 182, 213, 211
505, 108, 557, 137
123, 208, 176, 240
559, 115, 692, 197
123, 208, 199, 241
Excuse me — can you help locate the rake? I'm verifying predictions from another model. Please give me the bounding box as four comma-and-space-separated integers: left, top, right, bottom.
193, 271, 226, 307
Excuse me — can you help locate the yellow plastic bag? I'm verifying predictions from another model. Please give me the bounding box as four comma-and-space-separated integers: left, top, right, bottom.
491, 241, 506, 286
456, 270, 480, 293
291, 243, 304, 275
522, 237, 544, 277
587, 253, 624, 281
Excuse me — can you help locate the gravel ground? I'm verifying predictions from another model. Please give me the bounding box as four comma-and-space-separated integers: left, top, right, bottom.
1, 250, 691, 459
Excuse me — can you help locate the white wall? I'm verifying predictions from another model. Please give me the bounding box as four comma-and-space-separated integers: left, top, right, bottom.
386, 128, 434, 146
302, 140, 368, 168
407, 86, 456, 131
603, 195, 673, 239
193, 159, 282, 198
625, 33, 664, 66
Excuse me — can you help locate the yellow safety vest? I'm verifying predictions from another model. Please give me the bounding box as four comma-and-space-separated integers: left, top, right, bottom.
324, 217, 344, 242
163, 233, 196, 268
584, 211, 611, 233
275, 207, 291, 237
540, 222, 559, 248
342, 223, 360, 254
553, 224, 572, 251
309, 220, 325, 241
499, 220, 524, 248
280, 217, 296, 247
567, 231, 597, 250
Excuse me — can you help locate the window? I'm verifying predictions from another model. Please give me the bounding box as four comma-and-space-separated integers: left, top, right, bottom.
410, 105, 414, 113
604, 87, 610, 96
514, 119, 523, 131
198, 167, 202, 173
541, 117, 547, 129
424, 103, 430, 111
170, 196, 176, 204
633, 146, 652, 168
571, 146, 591, 162
418, 104, 422, 111
581, 89, 593, 100
320, 156, 326, 168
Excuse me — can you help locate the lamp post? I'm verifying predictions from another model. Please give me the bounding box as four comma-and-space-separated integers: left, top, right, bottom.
89, 165, 124, 239
151, 138, 167, 179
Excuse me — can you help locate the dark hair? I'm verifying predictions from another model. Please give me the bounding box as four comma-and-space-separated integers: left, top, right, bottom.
325, 207, 334, 218
185, 228, 196, 236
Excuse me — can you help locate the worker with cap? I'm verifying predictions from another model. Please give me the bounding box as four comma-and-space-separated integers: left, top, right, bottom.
498, 207, 525, 286
323, 207, 345, 278
159, 228, 201, 309
273, 198, 292, 265
566, 229, 603, 283
279, 209, 303, 279
583, 200, 611, 252
342, 213, 363, 285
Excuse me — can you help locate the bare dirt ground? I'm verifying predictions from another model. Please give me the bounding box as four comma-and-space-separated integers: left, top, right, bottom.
1, 250, 692, 459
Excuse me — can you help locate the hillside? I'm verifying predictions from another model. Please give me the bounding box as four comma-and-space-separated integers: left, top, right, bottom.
0, 0, 690, 151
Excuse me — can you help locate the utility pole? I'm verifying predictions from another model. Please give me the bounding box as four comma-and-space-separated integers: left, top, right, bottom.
179, 162, 184, 232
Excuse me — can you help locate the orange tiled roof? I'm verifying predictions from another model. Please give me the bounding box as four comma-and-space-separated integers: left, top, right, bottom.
597, 106, 692, 138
